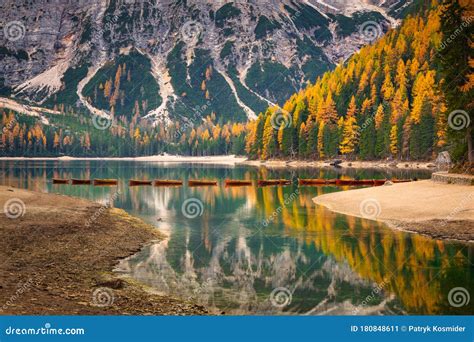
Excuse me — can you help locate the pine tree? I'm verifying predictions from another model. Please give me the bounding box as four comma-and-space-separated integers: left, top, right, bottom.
359, 119, 376, 159
262, 115, 276, 160
317, 121, 325, 159
298, 122, 307, 158
339, 96, 359, 157
306, 119, 318, 159
390, 124, 399, 157
438, 0, 473, 163
322, 91, 338, 124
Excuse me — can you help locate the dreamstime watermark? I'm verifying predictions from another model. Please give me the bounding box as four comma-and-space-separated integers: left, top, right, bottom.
360, 114, 374, 130
438, 192, 473, 228
173, 100, 210, 139
181, 197, 204, 218
352, 277, 389, 315
193, 278, 215, 296
2, 115, 17, 133
438, 16, 473, 51
448, 287, 470, 308
261, 189, 299, 227
3, 21, 26, 42
92, 114, 113, 131
3, 198, 26, 219
0, 275, 44, 313
181, 20, 203, 44
359, 198, 381, 219
5, 323, 85, 336
447, 110, 470, 131
91, 287, 115, 307
270, 287, 292, 308
359, 21, 383, 43
270, 108, 292, 130
0, 115, 17, 149
84, 190, 121, 227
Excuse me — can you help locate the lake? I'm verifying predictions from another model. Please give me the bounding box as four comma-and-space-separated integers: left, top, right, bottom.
1, 160, 472, 315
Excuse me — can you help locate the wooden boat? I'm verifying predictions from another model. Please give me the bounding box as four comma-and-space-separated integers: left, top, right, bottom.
354, 179, 376, 186
373, 179, 387, 186
188, 180, 217, 186
71, 179, 92, 185
336, 179, 356, 186
154, 180, 183, 186
258, 179, 291, 186
225, 179, 252, 186
52, 178, 69, 184
391, 179, 412, 183
93, 179, 118, 186
298, 178, 327, 185
129, 179, 153, 186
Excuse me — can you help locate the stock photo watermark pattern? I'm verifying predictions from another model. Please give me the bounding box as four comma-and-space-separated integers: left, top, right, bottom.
0, 1, 473, 341
181, 20, 203, 44
3, 197, 26, 219
359, 21, 383, 43
447, 287, 470, 308
92, 288, 115, 308
181, 197, 204, 219
269, 287, 292, 309
359, 198, 381, 220
4, 323, 85, 337
447, 110, 471, 131
92, 114, 113, 131
3, 20, 26, 42
270, 109, 293, 131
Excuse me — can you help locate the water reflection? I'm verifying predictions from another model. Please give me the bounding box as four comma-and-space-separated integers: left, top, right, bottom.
0, 160, 472, 315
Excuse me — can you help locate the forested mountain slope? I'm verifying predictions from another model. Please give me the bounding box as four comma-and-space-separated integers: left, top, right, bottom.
245, 0, 473, 163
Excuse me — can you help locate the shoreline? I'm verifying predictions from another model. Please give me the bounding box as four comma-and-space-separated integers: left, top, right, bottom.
0, 155, 439, 170
313, 180, 474, 242
240, 159, 439, 170
0, 154, 247, 165
0, 186, 207, 315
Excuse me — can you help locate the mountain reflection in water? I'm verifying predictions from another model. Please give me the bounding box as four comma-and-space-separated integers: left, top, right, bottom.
1, 160, 472, 315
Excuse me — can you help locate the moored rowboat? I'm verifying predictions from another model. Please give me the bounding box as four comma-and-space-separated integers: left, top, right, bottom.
373, 179, 387, 186
225, 180, 252, 186
336, 179, 356, 186
52, 178, 69, 184
298, 178, 327, 185
188, 180, 217, 186
354, 179, 376, 186
154, 180, 183, 186
71, 179, 92, 185
129, 179, 153, 186
258, 179, 291, 186
93, 179, 118, 186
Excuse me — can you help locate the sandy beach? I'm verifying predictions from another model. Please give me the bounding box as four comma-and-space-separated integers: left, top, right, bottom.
0, 186, 206, 315
313, 180, 474, 241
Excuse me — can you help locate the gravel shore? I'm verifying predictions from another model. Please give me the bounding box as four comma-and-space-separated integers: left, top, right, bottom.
0, 186, 207, 315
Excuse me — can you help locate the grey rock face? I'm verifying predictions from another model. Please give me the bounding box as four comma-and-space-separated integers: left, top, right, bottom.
0, 0, 409, 121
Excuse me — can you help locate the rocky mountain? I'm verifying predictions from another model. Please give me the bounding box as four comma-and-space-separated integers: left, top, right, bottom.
0, 0, 417, 124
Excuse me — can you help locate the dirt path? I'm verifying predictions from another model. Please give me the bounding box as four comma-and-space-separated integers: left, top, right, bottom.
313, 180, 474, 242
0, 186, 207, 315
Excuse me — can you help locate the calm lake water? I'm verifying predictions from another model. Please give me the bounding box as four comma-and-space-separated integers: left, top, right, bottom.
1, 160, 472, 315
